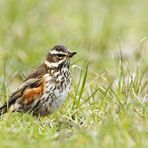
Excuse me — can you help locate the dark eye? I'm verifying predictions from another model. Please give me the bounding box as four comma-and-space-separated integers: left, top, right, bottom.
57, 54, 65, 57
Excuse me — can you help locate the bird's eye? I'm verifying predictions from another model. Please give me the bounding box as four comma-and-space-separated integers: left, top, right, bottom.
57, 54, 65, 57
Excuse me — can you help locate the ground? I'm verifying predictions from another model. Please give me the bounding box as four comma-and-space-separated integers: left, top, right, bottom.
0, 0, 148, 147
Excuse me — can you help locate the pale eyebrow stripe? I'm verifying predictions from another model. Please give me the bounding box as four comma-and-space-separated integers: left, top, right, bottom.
49, 50, 66, 55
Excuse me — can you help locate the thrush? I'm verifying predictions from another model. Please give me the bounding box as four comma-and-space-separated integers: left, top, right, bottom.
0, 45, 77, 116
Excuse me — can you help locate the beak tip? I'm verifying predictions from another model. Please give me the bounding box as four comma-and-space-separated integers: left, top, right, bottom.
73, 52, 77, 55
69, 52, 77, 57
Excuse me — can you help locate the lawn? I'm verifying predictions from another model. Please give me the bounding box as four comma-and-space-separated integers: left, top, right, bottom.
0, 0, 148, 147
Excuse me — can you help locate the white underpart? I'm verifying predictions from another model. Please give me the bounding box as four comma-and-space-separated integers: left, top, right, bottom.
42, 73, 51, 98
43, 73, 52, 81
45, 59, 65, 68
42, 70, 71, 113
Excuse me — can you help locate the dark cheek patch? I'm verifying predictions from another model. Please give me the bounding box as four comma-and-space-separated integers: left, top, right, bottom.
48, 55, 59, 62
52, 56, 59, 62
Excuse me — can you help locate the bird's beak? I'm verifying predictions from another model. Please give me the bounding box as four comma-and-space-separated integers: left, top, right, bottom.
68, 52, 77, 58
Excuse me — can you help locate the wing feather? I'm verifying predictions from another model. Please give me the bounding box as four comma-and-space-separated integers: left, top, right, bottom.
0, 78, 42, 115
0, 63, 48, 115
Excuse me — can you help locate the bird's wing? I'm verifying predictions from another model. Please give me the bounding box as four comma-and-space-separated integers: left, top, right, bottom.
24, 63, 47, 81
0, 77, 43, 115
0, 63, 49, 115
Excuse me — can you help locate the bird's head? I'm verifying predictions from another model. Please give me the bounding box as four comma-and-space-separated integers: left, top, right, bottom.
45, 45, 77, 69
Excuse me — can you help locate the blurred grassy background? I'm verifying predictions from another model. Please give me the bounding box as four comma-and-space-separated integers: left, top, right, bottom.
0, 0, 148, 147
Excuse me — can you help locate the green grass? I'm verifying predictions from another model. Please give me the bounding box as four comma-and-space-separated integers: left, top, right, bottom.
0, 0, 148, 147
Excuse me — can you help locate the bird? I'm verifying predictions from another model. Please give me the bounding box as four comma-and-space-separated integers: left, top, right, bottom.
0, 45, 77, 116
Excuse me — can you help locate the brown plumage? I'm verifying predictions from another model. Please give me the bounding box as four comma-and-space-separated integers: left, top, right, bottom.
0, 45, 76, 116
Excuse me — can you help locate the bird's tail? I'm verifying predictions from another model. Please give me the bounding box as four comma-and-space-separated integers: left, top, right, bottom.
0, 103, 8, 115
0, 96, 18, 116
